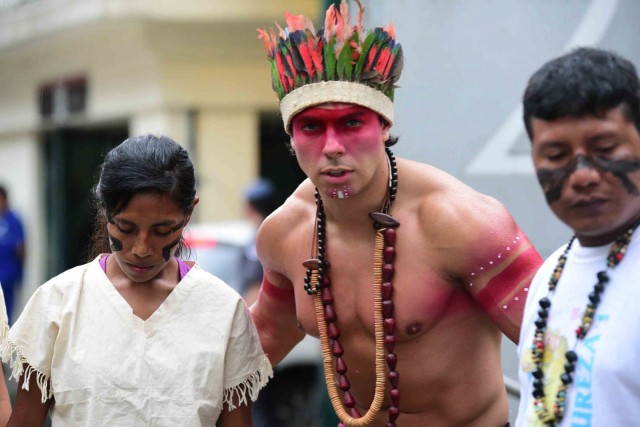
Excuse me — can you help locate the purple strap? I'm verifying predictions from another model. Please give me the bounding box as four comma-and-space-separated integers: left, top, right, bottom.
176, 257, 191, 280
100, 256, 191, 280
99, 255, 108, 272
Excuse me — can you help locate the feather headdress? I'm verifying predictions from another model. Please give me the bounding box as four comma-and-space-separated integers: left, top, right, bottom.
258, 0, 404, 133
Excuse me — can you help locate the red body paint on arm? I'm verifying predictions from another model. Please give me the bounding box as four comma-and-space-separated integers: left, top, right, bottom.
475, 245, 541, 322
464, 227, 543, 342
261, 275, 296, 309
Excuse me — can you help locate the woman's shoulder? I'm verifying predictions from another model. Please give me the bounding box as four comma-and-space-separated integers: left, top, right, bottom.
187, 263, 244, 300
37, 259, 99, 294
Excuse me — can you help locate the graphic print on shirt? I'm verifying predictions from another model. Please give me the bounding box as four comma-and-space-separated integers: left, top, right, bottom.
521, 315, 608, 426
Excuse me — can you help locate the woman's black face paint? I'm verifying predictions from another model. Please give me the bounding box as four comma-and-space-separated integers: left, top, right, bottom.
107, 218, 123, 252
162, 237, 181, 262
161, 221, 185, 261
169, 221, 186, 233
537, 154, 640, 204
108, 233, 123, 252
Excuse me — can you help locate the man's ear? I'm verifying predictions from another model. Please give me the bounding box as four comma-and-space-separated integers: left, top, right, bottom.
381, 122, 391, 143
289, 136, 296, 154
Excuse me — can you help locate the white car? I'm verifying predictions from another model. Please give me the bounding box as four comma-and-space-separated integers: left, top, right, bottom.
184, 219, 256, 294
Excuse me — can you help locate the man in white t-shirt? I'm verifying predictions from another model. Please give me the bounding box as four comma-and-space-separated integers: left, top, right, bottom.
517, 47, 640, 426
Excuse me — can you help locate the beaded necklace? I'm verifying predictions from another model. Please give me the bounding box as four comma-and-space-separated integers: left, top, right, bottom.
303, 147, 400, 427
530, 218, 640, 425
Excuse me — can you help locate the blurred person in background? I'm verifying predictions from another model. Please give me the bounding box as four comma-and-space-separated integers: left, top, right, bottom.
3, 134, 271, 426
241, 179, 327, 427
0, 184, 25, 324
240, 178, 281, 306
517, 47, 640, 426
250, 1, 542, 426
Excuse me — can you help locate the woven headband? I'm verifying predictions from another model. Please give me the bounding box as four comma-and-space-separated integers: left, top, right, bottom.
280, 81, 394, 133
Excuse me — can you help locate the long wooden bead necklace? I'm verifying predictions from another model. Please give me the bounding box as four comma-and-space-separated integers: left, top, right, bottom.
303, 147, 400, 427
530, 218, 640, 425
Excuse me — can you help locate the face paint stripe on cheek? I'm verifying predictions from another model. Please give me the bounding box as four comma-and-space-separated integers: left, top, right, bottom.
594, 157, 640, 195
108, 233, 123, 252
537, 167, 570, 204
162, 237, 182, 262
536, 155, 586, 204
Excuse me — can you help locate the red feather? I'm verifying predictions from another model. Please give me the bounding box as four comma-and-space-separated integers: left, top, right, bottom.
375, 48, 391, 74
298, 40, 315, 76
309, 38, 324, 76
275, 53, 289, 92
284, 50, 298, 79
350, 40, 360, 62
285, 12, 315, 32
257, 29, 274, 58
275, 22, 286, 39
366, 44, 379, 70
382, 51, 396, 78
324, 6, 337, 38
387, 23, 396, 40
356, 0, 364, 41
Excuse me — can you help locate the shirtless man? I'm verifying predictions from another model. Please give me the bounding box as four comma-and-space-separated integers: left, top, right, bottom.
250, 2, 542, 425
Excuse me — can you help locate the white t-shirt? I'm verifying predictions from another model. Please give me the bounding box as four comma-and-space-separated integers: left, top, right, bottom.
516, 235, 640, 426
3, 257, 272, 426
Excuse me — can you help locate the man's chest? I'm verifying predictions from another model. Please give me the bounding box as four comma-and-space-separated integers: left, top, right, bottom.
291, 257, 477, 342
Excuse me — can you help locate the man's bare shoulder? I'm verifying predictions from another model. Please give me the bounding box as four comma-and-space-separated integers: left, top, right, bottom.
399, 158, 509, 223
398, 160, 513, 244
256, 179, 315, 271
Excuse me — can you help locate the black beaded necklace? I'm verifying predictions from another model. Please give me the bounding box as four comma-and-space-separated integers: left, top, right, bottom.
303, 147, 401, 427
531, 218, 640, 425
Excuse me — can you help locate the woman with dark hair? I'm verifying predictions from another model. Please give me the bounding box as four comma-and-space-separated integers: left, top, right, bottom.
3, 134, 271, 426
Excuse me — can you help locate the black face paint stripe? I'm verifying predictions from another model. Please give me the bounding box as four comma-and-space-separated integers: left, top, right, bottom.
575, 154, 596, 171
592, 157, 640, 195
537, 155, 640, 204
162, 237, 182, 262
108, 233, 123, 252
536, 156, 584, 204
169, 221, 186, 233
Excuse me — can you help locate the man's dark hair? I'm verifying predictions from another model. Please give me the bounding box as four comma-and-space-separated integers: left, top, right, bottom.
523, 47, 640, 139
0, 184, 6, 201
244, 178, 280, 219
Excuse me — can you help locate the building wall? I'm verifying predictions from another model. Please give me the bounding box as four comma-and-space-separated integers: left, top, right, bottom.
0, 0, 321, 305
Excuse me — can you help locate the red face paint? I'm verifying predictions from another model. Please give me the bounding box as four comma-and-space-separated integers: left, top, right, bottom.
290, 103, 389, 200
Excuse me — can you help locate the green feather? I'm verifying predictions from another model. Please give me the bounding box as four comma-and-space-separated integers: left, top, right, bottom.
270, 60, 284, 99
336, 41, 353, 80
355, 31, 376, 77
324, 38, 337, 81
